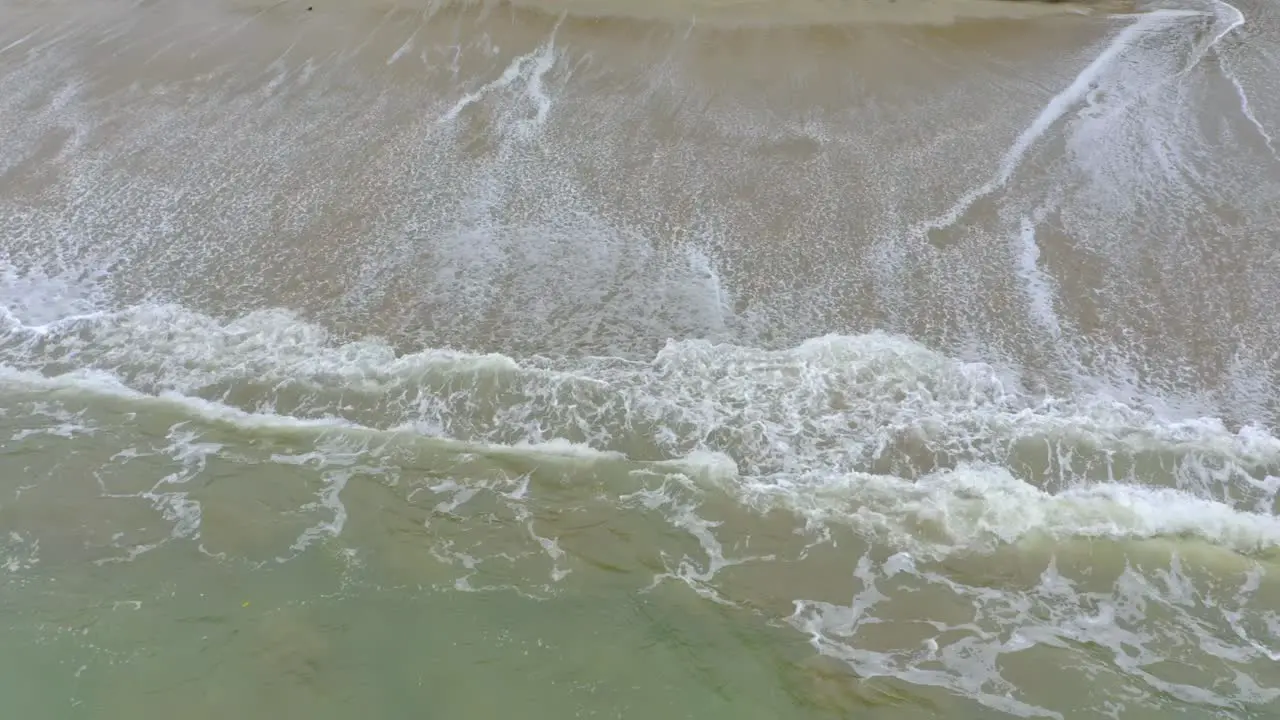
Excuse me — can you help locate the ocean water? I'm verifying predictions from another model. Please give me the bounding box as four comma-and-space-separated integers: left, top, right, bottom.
2, 0, 1279, 717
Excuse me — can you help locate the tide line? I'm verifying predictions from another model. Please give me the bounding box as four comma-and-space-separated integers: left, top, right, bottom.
912, 9, 1199, 237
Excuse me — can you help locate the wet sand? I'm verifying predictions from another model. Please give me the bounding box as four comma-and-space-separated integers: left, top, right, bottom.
4, 0, 1277, 423
3, 0, 1280, 717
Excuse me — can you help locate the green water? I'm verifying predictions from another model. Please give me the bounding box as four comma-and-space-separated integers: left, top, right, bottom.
3, 371, 1279, 719
4, 0, 1280, 715
3, 551, 826, 719
0, 408, 955, 720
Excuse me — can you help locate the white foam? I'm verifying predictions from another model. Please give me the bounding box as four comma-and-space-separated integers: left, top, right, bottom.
6, 308, 1280, 715
505, 437, 627, 461
386, 22, 418, 66
0, 364, 360, 428
625, 476, 763, 605
1178, 0, 1244, 77
0, 28, 39, 56
0, 263, 108, 328
1014, 206, 1063, 340
1221, 50, 1279, 163
788, 542, 1280, 718
789, 551, 1068, 719
0, 363, 615, 455
520, 29, 557, 136
744, 463, 1280, 557
4, 292, 1279, 560
913, 465, 1280, 553
681, 243, 735, 336
288, 468, 352, 555
916, 8, 1200, 235
438, 24, 560, 126
2, 532, 40, 573
653, 450, 741, 482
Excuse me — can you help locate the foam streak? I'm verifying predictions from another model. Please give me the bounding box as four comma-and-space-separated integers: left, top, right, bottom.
916, 10, 1196, 235
438, 20, 562, 124
1178, 0, 1244, 77
1221, 52, 1279, 163
1014, 200, 1064, 340
0, 29, 39, 56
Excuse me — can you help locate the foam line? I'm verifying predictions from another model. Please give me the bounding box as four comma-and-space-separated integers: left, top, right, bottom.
915, 9, 1196, 236
387, 20, 420, 65
747, 464, 1280, 556
438, 18, 562, 124
0, 29, 39, 56
1221, 52, 1279, 163
0, 366, 633, 465
1014, 197, 1065, 340
523, 30, 557, 130
1178, 0, 1244, 77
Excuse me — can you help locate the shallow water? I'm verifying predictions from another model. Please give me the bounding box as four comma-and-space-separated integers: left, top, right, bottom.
2, 0, 1280, 717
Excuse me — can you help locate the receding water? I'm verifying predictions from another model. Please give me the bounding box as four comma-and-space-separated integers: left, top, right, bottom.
2, 0, 1280, 717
